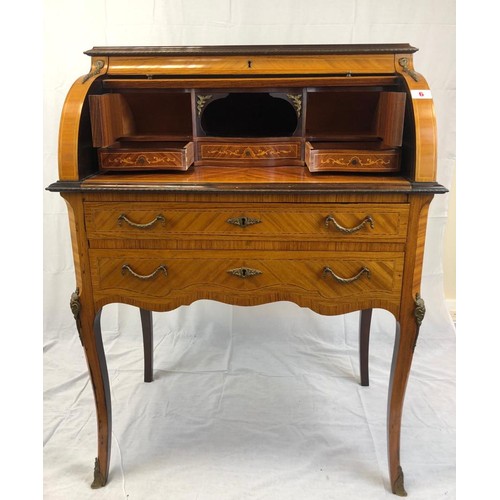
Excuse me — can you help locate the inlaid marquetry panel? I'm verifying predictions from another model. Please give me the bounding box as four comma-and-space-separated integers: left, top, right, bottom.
197, 140, 302, 166
306, 146, 400, 173
84, 202, 409, 241
98, 142, 194, 171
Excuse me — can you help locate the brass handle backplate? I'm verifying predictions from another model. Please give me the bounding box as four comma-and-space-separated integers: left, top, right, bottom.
121, 264, 168, 280
322, 266, 371, 284
227, 216, 262, 228
325, 214, 374, 234
227, 267, 263, 278
118, 214, 166, 229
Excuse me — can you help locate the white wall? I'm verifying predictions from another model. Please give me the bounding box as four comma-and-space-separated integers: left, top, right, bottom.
443, 171, 456, 318
43, 0, 456, 336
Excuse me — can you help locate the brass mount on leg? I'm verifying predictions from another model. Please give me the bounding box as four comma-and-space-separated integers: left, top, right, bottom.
70, 288, 84, 346
412, 293, 426, 352
414, 293, 426, 326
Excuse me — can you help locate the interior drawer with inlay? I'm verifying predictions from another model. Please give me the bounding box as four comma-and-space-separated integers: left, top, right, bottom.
84, 202, 409, 241
89, 249, 404, 305
196, 139, 302, 166
305, 142, 400, 173
98, 141, 194, 172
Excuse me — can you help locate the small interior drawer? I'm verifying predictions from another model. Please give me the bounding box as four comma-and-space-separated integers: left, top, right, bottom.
305, 141, 400, 173
196, 139, 302, 166
98, 139, 194, 172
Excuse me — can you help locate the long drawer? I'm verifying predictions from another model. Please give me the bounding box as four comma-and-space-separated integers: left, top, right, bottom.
84, 202, 409, 241
89, 249, 404, 305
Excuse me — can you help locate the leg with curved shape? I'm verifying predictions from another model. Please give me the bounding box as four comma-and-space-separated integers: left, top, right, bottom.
71, 289, 111, 488
359, 308, 372, 386
140, 308, 154, 383
387, 294, 425, 496
90, 308, 112, 488
386, 194, 432, 495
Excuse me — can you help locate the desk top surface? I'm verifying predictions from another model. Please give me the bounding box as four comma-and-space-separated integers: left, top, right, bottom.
48, 167, 446, 194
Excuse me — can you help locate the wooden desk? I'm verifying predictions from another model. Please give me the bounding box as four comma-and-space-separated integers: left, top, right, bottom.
48, 44, 446, 496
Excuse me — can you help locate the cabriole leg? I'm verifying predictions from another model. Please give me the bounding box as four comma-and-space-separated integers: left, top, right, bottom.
140, 308, 154, 382
359, 308, 373, 386
387, 294, 425, 496
70, 289, 111, 488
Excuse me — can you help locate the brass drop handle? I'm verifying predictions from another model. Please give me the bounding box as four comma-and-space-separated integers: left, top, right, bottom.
118, 213, 166, 229
227, 267, 263, 278
325, 214, 374, 234
227, 216, 262, 227
121, 264, 168, 280
322, 266, 370, 284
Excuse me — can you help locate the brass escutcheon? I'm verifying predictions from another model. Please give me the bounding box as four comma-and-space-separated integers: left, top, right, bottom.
227, 216, 262, 227
227, 267, 263, 278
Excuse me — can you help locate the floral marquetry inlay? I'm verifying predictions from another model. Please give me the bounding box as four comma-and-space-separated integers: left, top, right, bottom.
200, 143, 300, 160
306, 147, 401, 173
319, 155, 391, 167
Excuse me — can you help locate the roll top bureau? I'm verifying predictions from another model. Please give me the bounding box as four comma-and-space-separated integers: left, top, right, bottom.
47, 44, 447, 496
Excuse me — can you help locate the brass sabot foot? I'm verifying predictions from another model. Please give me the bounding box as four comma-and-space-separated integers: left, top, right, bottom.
90, 458, 107, 489
392, 466, 408, 497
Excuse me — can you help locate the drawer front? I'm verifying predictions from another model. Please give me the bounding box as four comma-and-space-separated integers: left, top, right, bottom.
305, 144, 400, 173
99, 142, 194, 171
90, 250, 404, 305
197, 140, 302, 166
85, 202, 409, 241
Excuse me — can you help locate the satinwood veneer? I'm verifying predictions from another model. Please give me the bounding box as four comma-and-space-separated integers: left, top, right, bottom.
48, 44, 446, 496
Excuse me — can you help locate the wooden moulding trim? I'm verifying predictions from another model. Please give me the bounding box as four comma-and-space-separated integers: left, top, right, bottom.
409, 182, 447, 194
102, 75, 402, 90
46, 180, 447, 195
84, 44, 418, 57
